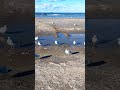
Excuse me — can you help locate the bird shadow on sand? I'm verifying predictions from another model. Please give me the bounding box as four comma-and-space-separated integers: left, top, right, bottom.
12, 70, 34, 78
71, 52, 79, 54
40, 55, 52, 59
6, 31, 24, 34
99, 40, 112, 44
43, 44, 51, 46
87, 61, 106, 67
20, 43, 34, 47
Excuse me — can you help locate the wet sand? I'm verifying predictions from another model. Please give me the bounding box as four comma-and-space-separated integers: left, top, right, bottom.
0, 47, 34, 90
35, 45, 85, 90
86, 19, 120, 89
35, 18, 85, 90
35, 18, 85, 37
86, 46, 120, 90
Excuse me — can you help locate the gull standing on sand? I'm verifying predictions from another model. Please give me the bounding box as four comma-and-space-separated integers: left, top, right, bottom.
37, 41, 41, 46
74, 24, 77, 27
84, 42, 85, 46
7, 36, 15, 48
38, 21, 40, 23
35, 36, 38, 41
35, 40, 41, 46
117, 38, 120, 46
0, 25, 7, 34
35, 36, 41, 46
92, 35, 98, 47
51, 22, 54, 25
65, 49, 70, 54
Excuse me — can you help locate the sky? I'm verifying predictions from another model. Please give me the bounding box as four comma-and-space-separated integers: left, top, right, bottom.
35, 0, 85, 13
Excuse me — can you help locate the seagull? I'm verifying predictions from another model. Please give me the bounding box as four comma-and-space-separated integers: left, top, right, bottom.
117, 38, 120, 46
37, 41, 41, 46
74, 24, 77, 27
0, 25, 7, 33
35, 41, 41, 46
51, 22, 54, 25
73, 41, 77, 45
92, 35, 98, 47
84, 42, 85, 45
35, 36, 38, 41
35, 36, 41, 46
38, 21, 40, 23
65, 49, 70, 54
7, 36, 15, 48
55, 40, 58, 45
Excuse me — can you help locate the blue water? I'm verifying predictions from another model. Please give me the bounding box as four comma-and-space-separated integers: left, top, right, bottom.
35, 13, 85, 19
37, 33, 85, 47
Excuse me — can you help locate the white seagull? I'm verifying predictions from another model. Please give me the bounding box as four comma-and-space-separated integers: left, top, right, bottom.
35, 36, 41, 46
74, 24, 77, 27
51, 22, 54, 25
7, 36, 15, 48
55, 40, 58, 45
35, 41, 41, 46
38, 21, 40, 23
0, 25, 7, 33
73, 41, 77, 45
92, 35, 98, 47
35, 36, 38, 41
37, 41, 41, 46
84, 42, 85, 46
65, 49, 70, 54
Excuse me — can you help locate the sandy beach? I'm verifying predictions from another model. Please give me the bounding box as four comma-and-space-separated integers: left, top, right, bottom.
35, 18, 85, 90
86, 47, 120, 90
35, 18, 85, 37
35, 45, 85, 90
85, 19, 120, 89
0, 47, 34, 89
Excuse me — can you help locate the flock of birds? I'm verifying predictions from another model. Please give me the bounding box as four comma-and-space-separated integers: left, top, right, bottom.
35, 21, 120, 57
1, 24, 120, 53
0, 25, 15, 48
35, 35, 85, 55
36, 21, 84, 55
35, 34, 120, 56
1, 24, 120, 48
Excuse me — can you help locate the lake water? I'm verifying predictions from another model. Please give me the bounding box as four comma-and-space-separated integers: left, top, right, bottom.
35, 13, 85, 19
37, 33, 85, 47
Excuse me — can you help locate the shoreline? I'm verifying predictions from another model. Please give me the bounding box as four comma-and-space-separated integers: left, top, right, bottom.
35, 17, 85, 19
35, 18, 85, 90
35, 18, 85, 37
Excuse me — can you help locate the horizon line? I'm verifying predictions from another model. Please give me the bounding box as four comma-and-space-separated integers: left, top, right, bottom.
35, 12, 85, 13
